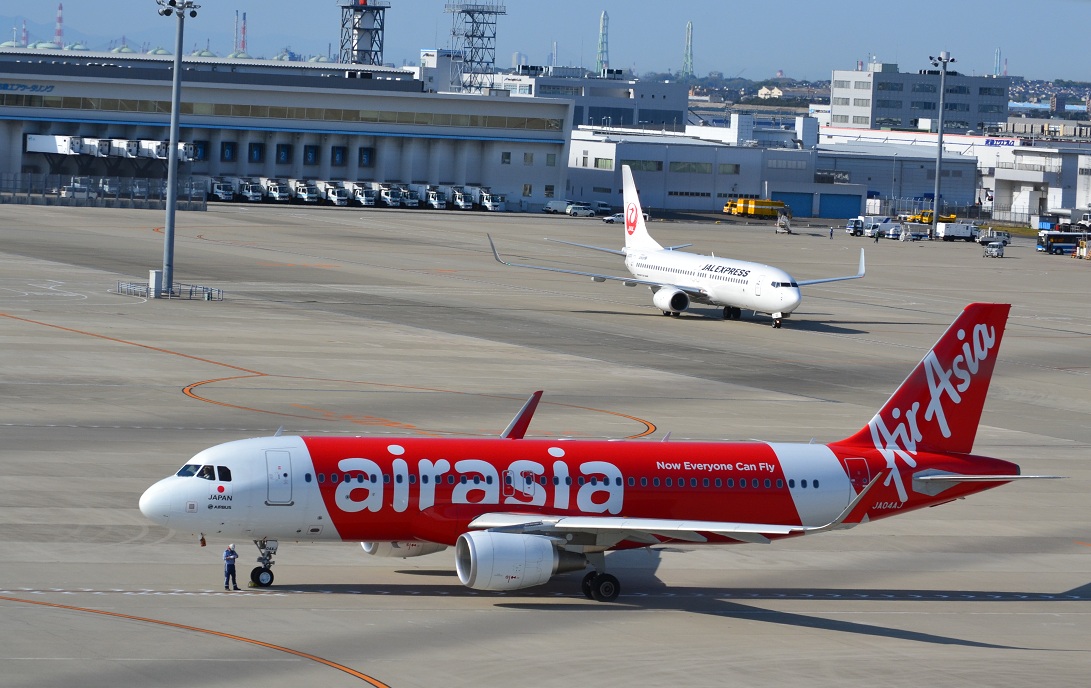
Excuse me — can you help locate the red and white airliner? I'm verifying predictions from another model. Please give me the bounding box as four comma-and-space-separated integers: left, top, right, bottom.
489, 164, 865, 328
140, 302, 1054, 601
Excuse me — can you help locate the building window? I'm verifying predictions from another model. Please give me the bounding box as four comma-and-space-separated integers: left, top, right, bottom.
501, 151, 511, 165
544, 184, 555, 198
852, 115, 871, 124
546, 153, 557, 167
719, 163, 740, 174
910, 101, 937, 111
275, 143, 292, 164
875, 99, 903, 109
946, 85, 970, 95
523, 152, 534, 165
876, 82, 904, 91
945, 102, 970, 112
303, 145, 320, 165
594, 157, 614, 170
912, 83, 937, 93
668, 161, 712, 174
978, 104, 1005, 113
833, 80, 850, 89
220, 141, 237, 162
832, 97, 850, 106
522, 184, 532, 197
620, 159, 663, 172
331, 146, 347, 166
592, 186, 612, 193
853, 98, 871, 107
979, 86, 1006, 97
831, 114, 849, 123
854, 81, 870, 89
248, 142, 265, 164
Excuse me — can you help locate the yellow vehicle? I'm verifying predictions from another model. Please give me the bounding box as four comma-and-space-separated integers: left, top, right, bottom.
725, 198, 787, 218
905, 209, 956, 224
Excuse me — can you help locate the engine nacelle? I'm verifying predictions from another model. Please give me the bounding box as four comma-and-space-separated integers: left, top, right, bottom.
455, 531, 587, 591
361, 541, 447, 558
652, 287, 689, 313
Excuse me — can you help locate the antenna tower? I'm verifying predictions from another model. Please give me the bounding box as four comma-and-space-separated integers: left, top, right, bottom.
445, 2, 507, 93
993, 48, 1001, 77
54, 3, 64, 48
339, 0, 389, 65
680, 21, 694, 78
595, 11, 609, 74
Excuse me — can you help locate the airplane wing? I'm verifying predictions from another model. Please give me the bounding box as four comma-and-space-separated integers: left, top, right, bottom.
796, 248, 866, 286
488, 235, 707, 297
469, 474, 883, 548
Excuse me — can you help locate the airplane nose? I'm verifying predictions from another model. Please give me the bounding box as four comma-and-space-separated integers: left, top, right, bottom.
139, 480, 172, 526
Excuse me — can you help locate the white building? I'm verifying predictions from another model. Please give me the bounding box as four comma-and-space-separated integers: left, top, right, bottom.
830, 61, 1009, 133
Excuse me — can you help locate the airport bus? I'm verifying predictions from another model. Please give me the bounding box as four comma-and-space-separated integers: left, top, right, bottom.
1037, 230, 1091, 254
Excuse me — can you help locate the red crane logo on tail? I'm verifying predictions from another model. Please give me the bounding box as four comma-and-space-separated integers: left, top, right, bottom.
625, 203, 638, 235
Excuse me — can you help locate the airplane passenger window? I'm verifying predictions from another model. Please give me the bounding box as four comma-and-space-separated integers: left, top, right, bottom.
702, 478, 709, 488
691, 478, 698, 488
331, 474, 339, 484
305, 473, 312, 483
764, 479, 771, 489
396, 474, 403, 484
616, 477, 623, 486
383, 474, 391, 484
409, 475, 417, 485
776, 479, 784, 488
421, 475, 429, 484
788, 479, 795, 488
752, 479, 760, 488
714, 478, 722, 488
357, 474, 365, 483
652, 477, 660, 487
727, 479, 735, 488
801, 479, 808, 488
628, 477, 635, 486
814, 480, 820, 488
318, 473, 325, 483
459, 476, 466, 484
217, 466, 232, 482
665, 478, 672, 487
176, 464, 200, 477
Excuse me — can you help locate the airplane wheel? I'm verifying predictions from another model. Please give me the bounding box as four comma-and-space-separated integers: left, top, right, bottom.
252, 566, 274, 587
591, 573, 620, 602
723, 307, 731, 320
581, 571, 597, 599
772, 318, 782, 329
670, 312, 680, 318
662, 311, 671, 316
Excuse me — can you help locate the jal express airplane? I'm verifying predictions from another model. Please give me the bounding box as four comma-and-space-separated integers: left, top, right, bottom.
139, 303, 1054, 601
489, 164, 865, 328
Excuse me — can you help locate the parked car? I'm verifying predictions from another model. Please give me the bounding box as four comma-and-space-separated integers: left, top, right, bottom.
60, 185, 97, 199
983, 241, 1005, 258
543, 199, 572, 214
567, 204, 596, 217
602, 211, 650, 224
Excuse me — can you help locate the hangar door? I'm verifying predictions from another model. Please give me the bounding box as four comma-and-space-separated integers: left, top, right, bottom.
771, 192, 813, 219
818, 193, 863, 219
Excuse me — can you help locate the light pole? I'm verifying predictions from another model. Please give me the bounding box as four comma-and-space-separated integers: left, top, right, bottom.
929, 51, 954, 240
157, 0, 199, 297
891, 153, 898, 210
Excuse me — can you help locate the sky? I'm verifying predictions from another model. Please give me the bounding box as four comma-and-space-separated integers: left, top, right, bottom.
5, 0, 1091, 82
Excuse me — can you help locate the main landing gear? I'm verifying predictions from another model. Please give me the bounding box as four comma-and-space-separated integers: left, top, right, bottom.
250, 538, 278, 587
580, 552, 620, 602
722, 306, 742, 320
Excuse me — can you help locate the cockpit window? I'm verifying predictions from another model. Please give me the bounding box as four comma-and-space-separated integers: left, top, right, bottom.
176, 464, 201, 477
771, 281, 798, 288
197, 465, 215, 480
217, 466, 232, 482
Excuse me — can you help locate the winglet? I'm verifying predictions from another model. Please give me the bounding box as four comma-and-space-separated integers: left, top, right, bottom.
500, 391, 543, 439
487, 234, 511, 266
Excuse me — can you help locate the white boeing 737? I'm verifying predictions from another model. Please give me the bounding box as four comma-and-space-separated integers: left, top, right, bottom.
490, 164, 865, 327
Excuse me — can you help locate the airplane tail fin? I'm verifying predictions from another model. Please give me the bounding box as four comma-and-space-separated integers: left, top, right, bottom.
621, 165, 662, 252
839, 303, 1011, 455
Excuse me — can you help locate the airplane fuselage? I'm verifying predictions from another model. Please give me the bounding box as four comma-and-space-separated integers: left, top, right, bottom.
624, 249, 803, 316
140, 435, 1017, 547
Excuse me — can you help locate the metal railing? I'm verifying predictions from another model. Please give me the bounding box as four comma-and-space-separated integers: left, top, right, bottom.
116, 281, 224, 301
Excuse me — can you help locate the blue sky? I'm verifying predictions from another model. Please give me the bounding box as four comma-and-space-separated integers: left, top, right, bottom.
5, 0, 1091, 82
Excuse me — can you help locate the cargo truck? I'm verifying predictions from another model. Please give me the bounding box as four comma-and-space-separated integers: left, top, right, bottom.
935, 222, 979, 242
224, 176, 263, 202
466, 185, 505, 211
394, 184, 420, 208
316, 180, 349, 206
367, 182, 401, 207
287, 179, 320, 204
438, 185, 473, 210
413, 184, 447, 209
25, 134, 83, 155
259, 177, 291, 203
341, 181, 376, 206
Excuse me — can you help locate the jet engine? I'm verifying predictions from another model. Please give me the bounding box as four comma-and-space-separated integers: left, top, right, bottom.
652, 287, 689, 313
361, 541, 447, 558
455, 531, 587, 591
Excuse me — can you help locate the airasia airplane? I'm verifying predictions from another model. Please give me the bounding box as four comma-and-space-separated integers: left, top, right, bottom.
488, 164, 864, 328
139, 303, 1055, 601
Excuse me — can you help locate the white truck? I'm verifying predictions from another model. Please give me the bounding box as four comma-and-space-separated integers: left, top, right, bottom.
976, 228, 1012, 246
342, 181, 377, 207
394, 185, 420, 208
259, 177, 291, 203
224, 176, 263, 202
110, 139, 139, 159
367, 182, 401, 207
413, 184, 447, 210
845, 215, 896, 236
316, 180, 349, 206
466, 185, 506, 212
287, 178, 320, 204
936, 222, 979, 242
186, 175, 233, 201
438, 185, 473, 210
138, 140, 169, 160
25, 134, 83, 155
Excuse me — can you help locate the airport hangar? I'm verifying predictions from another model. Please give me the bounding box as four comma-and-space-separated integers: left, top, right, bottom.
0, 48, 573, 210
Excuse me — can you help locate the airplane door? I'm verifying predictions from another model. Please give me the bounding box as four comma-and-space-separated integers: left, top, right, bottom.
265, 450, 293, 505
843, 457, 871, 493
755, 274, 765, 297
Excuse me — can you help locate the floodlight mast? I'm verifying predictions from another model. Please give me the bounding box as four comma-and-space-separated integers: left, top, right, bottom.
929, 51, 954, 240
155, 0, 199, 296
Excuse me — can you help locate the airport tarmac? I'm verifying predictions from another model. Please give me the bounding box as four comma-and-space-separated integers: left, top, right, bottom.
1, 203, 1088, 687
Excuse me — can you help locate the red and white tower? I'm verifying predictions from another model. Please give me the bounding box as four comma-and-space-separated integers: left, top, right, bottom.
54, 3, 64, 48
240, 12, 247, 53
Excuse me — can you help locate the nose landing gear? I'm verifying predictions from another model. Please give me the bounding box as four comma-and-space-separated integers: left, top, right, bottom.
250, 538, 278, 587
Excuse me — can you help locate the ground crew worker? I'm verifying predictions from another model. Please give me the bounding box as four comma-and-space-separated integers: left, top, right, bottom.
224, 544, 240, 590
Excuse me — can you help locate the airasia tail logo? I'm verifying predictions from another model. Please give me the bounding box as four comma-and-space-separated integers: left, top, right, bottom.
868, 321, 998, 502
625, 203, 638, 235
